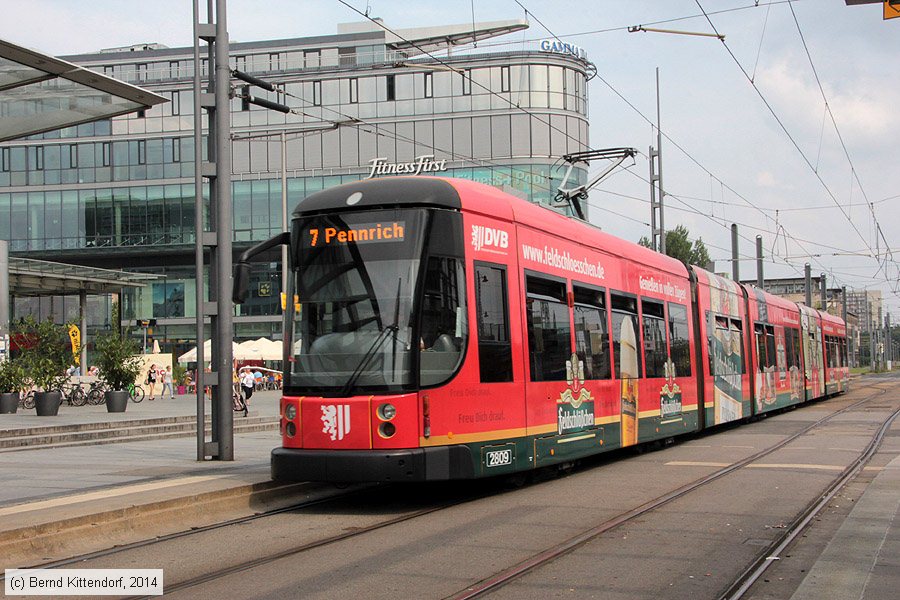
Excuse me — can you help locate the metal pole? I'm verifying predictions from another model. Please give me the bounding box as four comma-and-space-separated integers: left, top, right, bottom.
804, 263, 812, 306
281, 131, 289, 295
842, 286, 852, 368
731, 224, 739, 281
79, 291, 87, 372
192, 0, 207, 461
649, 145, 658, 252
214, 0, 234, 460
0, 240, 9, 363
655, 67, 665, 255
820, 273, 827, 312
756, 235, 764, 288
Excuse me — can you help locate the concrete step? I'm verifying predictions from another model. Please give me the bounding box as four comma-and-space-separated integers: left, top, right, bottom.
0, 414, 200, 439
0, 416, 279, 452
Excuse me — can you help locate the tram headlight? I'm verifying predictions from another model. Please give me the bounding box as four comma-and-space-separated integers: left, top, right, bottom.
378, 422, 396, 438
284, 403, 297, 420
285, 422, 297, 438
377, 403, 396, 421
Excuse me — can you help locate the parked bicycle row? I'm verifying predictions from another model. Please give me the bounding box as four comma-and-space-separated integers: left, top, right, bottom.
16, 379, 146, 409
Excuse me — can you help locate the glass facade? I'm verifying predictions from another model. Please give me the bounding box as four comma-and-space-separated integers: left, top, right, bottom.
1, 27, 590, 358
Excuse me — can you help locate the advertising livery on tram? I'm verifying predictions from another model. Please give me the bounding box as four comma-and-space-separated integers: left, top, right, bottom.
233, 177, 849, 482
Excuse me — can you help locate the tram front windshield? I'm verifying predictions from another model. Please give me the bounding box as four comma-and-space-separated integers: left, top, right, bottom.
288, 208, 427, 395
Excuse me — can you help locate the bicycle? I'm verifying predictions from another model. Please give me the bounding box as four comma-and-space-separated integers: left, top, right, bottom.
21, 389, 35, 410
60, 380, 86, 407
128, 383, 145, 403
232, 384, 246, 414
86, 381, 107, 405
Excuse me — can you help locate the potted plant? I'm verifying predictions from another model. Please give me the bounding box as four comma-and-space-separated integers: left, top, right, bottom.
94, 329, 143, 412
16, 316, 76, 416
0, 357, 27, 414
173, 363, 188, 395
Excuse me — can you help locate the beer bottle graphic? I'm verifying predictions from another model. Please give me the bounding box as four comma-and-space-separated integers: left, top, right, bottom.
620, 318, 639, 447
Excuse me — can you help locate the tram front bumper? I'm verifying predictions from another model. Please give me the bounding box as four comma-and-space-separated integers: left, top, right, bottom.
271, 446, 474, 482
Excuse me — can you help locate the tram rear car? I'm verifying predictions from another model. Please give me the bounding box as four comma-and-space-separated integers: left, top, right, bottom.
259, 177, 845, 483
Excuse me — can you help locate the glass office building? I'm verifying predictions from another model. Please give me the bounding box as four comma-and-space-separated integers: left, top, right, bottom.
0, 19, 591, 358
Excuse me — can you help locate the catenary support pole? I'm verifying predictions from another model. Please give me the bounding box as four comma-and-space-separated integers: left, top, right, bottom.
805, 263, 812, 306
731, 224, 739, 281
756, 235, 764, 288
820, 273, 827, 312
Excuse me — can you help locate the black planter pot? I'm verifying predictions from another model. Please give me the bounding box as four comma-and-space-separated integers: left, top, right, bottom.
105, 390, 129, 413
0, 392, 19, 414
34, 390, 62, 416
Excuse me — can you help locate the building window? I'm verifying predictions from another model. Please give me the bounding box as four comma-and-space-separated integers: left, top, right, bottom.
103, 66, 114, 77
386, 74, 395, 101
339, 47, 356, 67
69, 144, 78, 169
171, 138, 181, 163
501, 66, 510, 92
312, 80, 321, 106
348, 78, 358, 103
424, 72, 433, 98
169, 61, 179, 79
136, 63, 148, 82
269, 53, 281, 71
171, 90, 180, 116
235, 55, 246, 71
461, 69, 472, 95
137, 140, 146, 165
1, 147, 8, 171
136, 109, 146, 119
304, 50, 320, 69
102, 142, 111, 167
32, 147, 44, 171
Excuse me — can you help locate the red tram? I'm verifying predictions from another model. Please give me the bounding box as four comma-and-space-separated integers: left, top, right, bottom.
233, 177, 849, 482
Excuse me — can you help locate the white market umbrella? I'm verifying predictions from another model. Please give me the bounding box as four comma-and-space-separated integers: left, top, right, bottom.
177, 339, 240, 363
236, 338, 283, 361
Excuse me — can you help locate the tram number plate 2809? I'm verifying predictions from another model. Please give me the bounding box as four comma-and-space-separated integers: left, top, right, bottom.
483, 445, 515, 469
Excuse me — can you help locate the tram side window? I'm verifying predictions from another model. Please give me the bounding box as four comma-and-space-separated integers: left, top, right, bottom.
641, 298, 667, 378
668, 302, 691, 377
419, 256, 467, 387
475, 264, 512, 383
526, 274, 571, 382
785, 327, 801, 370
731, 319, 746, 374
711, 316, 736, 377
611, 292, 642, 379
754, 323, 767, 369
573, 284, 610, 380
765, 325, 776, 370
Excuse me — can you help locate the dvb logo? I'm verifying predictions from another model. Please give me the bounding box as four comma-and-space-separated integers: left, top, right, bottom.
471, 225, 509, 253
321, 404, 351, 441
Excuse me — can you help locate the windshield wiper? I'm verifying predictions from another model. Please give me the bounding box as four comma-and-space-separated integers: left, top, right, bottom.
339, 325, 398, 396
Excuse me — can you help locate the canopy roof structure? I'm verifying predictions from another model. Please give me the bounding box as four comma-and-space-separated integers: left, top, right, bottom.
0, 38, 167, 142
7, 256, 159, 297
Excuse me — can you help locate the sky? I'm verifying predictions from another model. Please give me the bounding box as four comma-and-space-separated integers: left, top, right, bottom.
3, 0, 899, 316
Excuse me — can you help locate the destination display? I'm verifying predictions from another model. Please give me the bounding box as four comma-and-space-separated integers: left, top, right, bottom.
304, 221, 406, 248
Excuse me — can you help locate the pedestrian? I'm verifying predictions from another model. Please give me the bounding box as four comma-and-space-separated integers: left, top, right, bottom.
146, 364, 158, 401
161, 366, 175, 400
239, 369, 255, 417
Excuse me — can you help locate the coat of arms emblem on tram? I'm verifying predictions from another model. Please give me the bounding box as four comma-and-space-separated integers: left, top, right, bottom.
557, 353, 595, 435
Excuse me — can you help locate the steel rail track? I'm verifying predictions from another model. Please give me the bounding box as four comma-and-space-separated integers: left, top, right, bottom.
3, 383, 882, 599
446, 385, 890, 600
0, 483, 376, 578
720, 398, 900, 599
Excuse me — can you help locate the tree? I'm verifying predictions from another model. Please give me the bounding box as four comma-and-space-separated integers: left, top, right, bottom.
638, 225, 711, 268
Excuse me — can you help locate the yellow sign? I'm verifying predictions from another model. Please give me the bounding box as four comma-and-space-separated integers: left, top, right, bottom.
68, 325, 81, 365
886, 1, 900, 19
